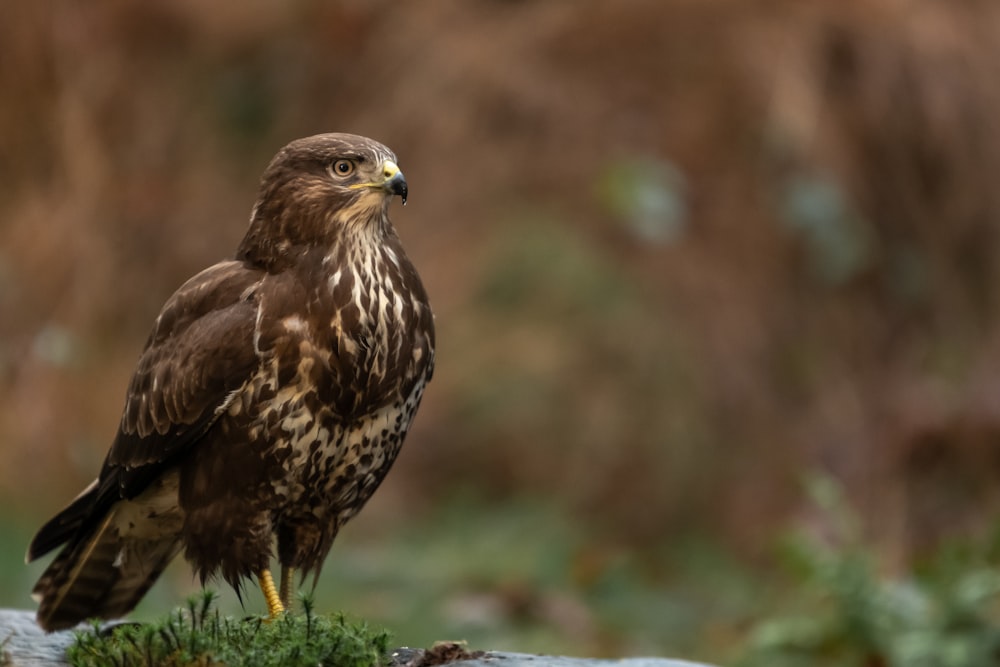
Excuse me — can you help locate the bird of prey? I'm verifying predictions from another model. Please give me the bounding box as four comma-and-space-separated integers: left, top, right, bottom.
25, 133, 435, 632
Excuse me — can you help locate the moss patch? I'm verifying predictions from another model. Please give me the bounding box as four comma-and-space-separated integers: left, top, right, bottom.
66, 591, 391, 667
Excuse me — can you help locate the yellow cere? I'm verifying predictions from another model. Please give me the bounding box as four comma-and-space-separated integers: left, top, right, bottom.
348, 160, 401, 191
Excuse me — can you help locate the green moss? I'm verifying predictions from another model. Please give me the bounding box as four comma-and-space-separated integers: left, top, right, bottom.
736, 477, 1000, 667
66, 591, 391, 667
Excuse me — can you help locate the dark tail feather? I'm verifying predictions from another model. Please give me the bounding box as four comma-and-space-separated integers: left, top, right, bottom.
26, 479, 101, 563
31, 508, 181, 632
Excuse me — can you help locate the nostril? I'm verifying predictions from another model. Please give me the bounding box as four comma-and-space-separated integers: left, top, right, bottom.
382, 160, 401, 180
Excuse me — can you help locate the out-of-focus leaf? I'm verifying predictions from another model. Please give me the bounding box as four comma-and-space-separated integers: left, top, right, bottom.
596, 156, 688, 244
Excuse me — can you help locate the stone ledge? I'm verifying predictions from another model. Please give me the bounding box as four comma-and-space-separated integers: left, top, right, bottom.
0, 609, 716, 667
392, 649, 716, 667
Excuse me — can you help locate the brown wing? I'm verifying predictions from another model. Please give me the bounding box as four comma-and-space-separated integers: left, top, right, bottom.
106, 261, 264, 496
28, 260, 263, 562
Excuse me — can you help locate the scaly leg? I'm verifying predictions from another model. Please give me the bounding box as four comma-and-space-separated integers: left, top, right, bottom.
258, 569, 285, 619
279, 565, 295, 609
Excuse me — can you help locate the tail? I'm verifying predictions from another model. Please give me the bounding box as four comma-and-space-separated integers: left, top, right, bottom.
27, 479, 102, 563
27, 476, 183, 632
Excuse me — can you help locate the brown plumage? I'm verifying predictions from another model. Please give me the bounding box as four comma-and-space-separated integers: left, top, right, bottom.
26, 133, 435, 631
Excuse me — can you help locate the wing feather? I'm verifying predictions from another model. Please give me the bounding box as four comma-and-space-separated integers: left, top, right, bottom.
29, 260, 265, 562
104, 260, 264, 496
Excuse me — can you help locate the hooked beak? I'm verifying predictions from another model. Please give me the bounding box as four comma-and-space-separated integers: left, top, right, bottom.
381, 160, 408, 205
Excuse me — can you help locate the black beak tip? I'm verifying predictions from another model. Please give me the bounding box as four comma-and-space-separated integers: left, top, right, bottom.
389, 174, 408, 205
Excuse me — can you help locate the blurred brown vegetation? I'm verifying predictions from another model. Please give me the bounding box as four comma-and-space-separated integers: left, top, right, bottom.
4, 0, 1000, 654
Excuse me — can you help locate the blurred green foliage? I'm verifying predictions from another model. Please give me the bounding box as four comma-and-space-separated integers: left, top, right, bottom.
777, 172, 874, 287
739, 478, 1000, 667
596, 157, 688, 244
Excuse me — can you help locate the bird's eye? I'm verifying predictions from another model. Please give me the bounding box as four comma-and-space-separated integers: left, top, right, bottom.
329, 160, 355, 178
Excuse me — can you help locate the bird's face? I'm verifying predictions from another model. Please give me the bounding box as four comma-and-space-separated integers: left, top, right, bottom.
271, 134, 408, 212
338, 154, 408, 205
310, 141, 408, 236
245, 134, 409, 260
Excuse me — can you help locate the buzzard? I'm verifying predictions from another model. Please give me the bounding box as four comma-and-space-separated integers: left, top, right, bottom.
25, 133, 435, 632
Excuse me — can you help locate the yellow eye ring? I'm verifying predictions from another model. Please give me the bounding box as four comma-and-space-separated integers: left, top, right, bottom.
329, 159, 355, 178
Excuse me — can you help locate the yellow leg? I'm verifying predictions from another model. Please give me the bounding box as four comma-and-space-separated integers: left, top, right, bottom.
258, 569, 285, 619
279, 565, 295, 609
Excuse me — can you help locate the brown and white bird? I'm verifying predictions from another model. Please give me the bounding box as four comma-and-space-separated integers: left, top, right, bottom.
26, 133, 435, 631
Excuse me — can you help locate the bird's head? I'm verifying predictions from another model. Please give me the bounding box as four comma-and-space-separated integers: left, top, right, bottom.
239, 133, 408, 268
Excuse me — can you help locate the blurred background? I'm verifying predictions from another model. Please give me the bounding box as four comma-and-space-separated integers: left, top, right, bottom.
5, 1, 1000, 664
